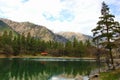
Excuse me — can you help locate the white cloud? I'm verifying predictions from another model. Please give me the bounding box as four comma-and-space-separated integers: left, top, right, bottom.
0, 0, 120, 36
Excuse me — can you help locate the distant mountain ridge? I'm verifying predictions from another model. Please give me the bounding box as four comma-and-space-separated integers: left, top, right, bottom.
0, 18, 92, 42
56, 32, 92, 42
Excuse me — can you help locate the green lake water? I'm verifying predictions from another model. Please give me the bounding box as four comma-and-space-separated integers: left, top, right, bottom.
0, 58, 100, 80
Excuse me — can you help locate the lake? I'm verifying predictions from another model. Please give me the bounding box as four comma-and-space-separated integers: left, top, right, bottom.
0, 58, 100, 80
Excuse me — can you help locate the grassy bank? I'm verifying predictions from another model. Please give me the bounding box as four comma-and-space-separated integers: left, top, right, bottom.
100, 68, 120, 80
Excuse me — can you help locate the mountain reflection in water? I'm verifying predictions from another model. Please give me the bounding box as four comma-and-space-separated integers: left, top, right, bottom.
0, 58, 98, 80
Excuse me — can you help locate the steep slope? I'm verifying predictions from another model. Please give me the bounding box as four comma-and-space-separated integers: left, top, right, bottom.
0, 20, 18, 35
0, 18, 92, 42
0, 18, 56, 41
55, 34, 68, 43
57, 32, 92, 42
0, 20, 10, 31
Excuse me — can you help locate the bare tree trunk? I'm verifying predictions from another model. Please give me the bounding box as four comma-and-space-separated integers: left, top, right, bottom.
109, 48, 115, 70
96, 49, 101, 73
105, 55, 110, 70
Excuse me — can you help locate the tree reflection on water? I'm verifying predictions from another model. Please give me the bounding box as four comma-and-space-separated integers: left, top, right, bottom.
0, 58, 98, 80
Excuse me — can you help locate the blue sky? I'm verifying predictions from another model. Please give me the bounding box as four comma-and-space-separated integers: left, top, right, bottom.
0, 0, 120, 35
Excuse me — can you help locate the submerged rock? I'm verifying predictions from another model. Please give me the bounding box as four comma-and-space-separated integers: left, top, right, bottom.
75, 75, 83, 80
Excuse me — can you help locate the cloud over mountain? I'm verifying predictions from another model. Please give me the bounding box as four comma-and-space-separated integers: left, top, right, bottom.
0, 0, 120, 35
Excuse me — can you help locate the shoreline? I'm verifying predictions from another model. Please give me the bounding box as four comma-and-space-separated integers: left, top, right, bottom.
0, 54, 96, 61
1, 54, 120, 62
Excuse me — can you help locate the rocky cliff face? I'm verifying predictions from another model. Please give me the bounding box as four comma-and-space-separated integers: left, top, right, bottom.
0, 18, 92, 42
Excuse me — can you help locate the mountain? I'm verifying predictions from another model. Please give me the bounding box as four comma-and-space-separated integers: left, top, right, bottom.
57, 32, 92, 42
0, 18, 58, 41
0, 20, 10, 31
0, 18, 92, 42
0, 19, 18, 35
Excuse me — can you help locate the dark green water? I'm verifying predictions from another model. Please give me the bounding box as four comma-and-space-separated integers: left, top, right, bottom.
0, 58, 99, 80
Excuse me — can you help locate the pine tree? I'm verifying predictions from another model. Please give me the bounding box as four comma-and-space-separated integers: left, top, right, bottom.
92, 2, 120, 69
2, 30, 8, 44
73, 37, 78, 48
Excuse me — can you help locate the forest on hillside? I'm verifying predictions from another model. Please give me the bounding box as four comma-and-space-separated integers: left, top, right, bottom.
0, 30, 97, 57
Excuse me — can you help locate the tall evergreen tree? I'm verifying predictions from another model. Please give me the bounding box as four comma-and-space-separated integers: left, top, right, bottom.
92, 2, 120, 69
8, 31, 13, 45
73, 37, 78, 48
2, 31, 8, 44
